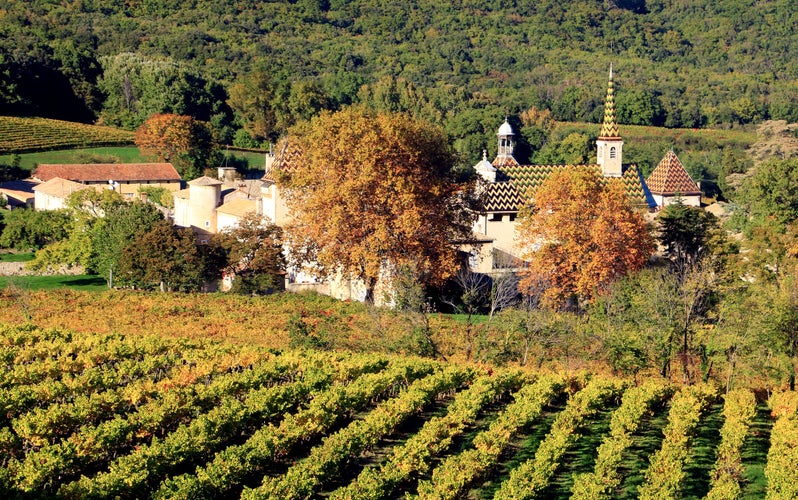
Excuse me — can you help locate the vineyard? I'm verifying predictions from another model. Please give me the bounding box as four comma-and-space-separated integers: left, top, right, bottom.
0, 324, 794, 499
0, 117, 134, 155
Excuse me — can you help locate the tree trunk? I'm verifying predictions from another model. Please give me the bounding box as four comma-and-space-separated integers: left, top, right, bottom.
364, 277, 376, 305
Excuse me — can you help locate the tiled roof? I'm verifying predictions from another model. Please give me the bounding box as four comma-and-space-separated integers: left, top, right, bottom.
33, 163, 181, 183
483, 164, 651, 212
32, 177, 92, 197
216, 198, 257, 218
188, 176, 223, 186
0, 180, 38, 205
599, 65, 620, 139
263, 139, 303, 182
491, 155, 520, 168
646, 151, 700, 196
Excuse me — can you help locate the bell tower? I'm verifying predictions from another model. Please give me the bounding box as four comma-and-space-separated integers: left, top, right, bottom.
596, 64, 623, 177
496, 118, 515, 162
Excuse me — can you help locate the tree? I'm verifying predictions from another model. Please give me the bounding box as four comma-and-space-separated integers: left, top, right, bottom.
517, 167, 654, 308
740, 158, 798, 226
280, 106, 478, 304
0, 209, 70, 250
135, 113, 215, 179
118, 220, 204, 292
212, 212, 284, 294
657, 200, 719, 269
88, 200, 164, 284
227, 71, 277, 143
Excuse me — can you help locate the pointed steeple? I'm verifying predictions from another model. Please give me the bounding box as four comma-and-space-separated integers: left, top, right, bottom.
599, 63, 620, 139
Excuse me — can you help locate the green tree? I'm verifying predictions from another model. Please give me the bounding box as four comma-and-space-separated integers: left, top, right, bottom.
89, 200, 164, 284
740, 158, 798, 226
118, 220, 204, 291
0, 209, 70, 250
657, 201, 719, 269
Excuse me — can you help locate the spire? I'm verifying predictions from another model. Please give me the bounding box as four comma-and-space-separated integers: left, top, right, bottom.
599, 63, 620, 139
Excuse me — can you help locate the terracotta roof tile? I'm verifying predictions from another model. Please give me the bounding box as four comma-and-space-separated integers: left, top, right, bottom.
646, 151, 700, 196
188, 176, 223, 186
216, 198, 257, 218
32, 177, 92, 197
33, 163, 181, 183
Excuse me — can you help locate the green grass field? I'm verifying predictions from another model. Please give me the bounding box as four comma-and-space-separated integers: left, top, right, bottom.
0, 252, 34, 263
0, 274, 107, 291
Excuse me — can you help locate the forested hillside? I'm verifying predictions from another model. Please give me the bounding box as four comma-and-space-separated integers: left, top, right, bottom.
0, 0, 795, 162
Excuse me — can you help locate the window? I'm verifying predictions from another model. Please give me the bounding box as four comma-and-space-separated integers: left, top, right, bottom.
610, 147, 616, 159
205, 220, 211, 228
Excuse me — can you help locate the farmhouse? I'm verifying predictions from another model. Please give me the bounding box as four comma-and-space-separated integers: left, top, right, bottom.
32, 177, 94, 211
32, 163, 182, 198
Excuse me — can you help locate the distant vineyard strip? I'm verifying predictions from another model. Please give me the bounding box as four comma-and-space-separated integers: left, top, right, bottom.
330, 370, 527, 500
0, 116, 133, 154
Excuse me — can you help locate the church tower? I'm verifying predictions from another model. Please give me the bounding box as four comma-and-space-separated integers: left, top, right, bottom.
596, 64, 623, 177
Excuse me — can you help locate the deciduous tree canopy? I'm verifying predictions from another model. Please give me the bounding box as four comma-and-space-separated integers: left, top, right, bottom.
280, 106, 478, 303
135, 113, 215, 179
518, 167, 654, 308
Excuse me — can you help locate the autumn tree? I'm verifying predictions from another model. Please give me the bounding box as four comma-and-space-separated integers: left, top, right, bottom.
135, 113, 215, 179
279, 106, 478, 304
212, 212, 284, 294
517, 166, 654, 308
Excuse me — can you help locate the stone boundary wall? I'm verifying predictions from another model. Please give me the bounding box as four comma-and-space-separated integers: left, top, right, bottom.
0, 262, 84, 276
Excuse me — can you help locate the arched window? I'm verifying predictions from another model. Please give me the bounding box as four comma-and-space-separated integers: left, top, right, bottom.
610, 147, 616, 159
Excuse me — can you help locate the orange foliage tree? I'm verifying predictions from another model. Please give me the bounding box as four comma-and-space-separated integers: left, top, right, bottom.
518, 167, 654, 308
279, 106, 478, 303
134, 113, 214, 179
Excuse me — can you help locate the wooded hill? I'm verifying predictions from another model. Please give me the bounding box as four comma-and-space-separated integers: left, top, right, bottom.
0, 0, 795, 163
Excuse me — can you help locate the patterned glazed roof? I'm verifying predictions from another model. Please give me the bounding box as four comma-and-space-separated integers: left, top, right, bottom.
483, 164, 651, 212
33, 163, 181, 183
599, 65, 620, 139
646, 150, 700, 196
263, 139, 303, 182
491, 155, 520, 168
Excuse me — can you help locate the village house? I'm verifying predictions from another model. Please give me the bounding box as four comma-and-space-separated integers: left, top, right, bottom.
32, 177, 94, 211
172, 167, 269, 242
0, 179, 38, 208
